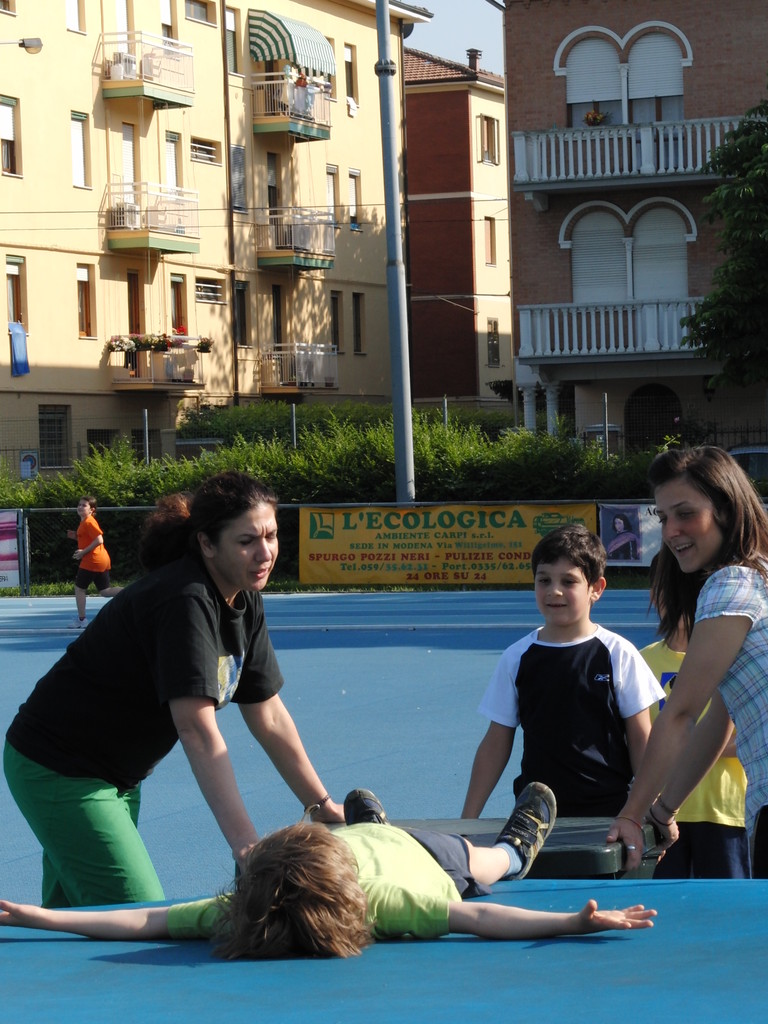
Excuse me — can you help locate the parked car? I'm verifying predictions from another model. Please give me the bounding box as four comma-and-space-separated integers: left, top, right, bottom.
729, 445, 768, 481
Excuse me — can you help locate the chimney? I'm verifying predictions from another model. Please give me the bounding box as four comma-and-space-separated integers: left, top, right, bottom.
466, 48, 481, 72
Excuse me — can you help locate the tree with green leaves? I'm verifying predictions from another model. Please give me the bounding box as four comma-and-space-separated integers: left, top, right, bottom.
681, 92, 768, 387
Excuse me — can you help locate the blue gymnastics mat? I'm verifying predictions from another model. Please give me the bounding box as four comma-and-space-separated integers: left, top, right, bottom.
6, 593, 763, 1023
1, 879, 766, 1024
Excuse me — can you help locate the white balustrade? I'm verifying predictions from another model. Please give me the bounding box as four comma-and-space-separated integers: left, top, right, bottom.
513, 118, 739, 185
517, 299, 702, 359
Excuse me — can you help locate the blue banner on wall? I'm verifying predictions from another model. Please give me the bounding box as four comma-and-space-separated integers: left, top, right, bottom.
8, 322, 30, 376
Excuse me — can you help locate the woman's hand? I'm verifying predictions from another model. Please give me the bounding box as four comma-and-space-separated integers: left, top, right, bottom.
605, 815, 647, 871
647, 802, 680, 851
308, 798, 344, 824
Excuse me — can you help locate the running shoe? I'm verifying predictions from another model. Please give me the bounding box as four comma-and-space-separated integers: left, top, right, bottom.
495, 781, 557, 879
344, 788, 389, 826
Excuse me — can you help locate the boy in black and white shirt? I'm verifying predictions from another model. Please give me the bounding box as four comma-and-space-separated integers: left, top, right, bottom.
462, 525, 663, 818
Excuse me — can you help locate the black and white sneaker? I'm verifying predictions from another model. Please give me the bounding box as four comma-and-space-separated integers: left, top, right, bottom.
495, 782, 557, 879
344, 789, 389, 826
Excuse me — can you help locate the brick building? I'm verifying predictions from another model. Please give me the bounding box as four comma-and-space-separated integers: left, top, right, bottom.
404, 47, 511, 408
505, 0, 768, 449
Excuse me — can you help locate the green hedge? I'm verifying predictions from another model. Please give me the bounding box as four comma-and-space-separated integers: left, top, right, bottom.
0, 408, 672, 585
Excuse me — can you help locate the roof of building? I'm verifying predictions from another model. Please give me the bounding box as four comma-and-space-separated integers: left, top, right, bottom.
403, 47, 503, 86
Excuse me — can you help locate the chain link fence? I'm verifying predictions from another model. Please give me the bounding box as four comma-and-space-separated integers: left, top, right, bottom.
17, 505, 302, 592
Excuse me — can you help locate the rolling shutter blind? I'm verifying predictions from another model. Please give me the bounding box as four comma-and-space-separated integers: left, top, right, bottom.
326, 167, 336, 215
566, 39, 621, 103
633, 209, 687, 299
66, 0, 81, 32
122, 123, 135, 183
71, 115, 86, 187
571, 212, 627, 303
628, 35, 683, 99
348, 171, 359, 216
165, 132, 179, 190
230, 145, 246, 211
0, 97, 15, 141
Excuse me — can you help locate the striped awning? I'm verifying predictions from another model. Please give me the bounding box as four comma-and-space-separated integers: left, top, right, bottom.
248, 10, 336, 76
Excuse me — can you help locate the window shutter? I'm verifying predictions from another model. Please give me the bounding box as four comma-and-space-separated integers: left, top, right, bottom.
225, 9, 237, 72
566, 39, 621, 103
230, 145, 246, 211
66, 0, 81, 32
71, 116, 86, 187
165, 132, 179, 189
628, 35, 683, 99
326, 167, 336, 215
122, 123, 135, 184
633, 209, 687, 299
115, 0, 128, 44
348, 171, 359, 217
0, 98, 15, 141
571, 212, 627, 303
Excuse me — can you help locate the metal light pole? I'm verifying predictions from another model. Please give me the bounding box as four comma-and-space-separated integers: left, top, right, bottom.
374, 0, 415, 502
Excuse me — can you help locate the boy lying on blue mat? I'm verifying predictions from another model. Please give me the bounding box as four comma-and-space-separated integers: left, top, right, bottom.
0, 785, 655, 958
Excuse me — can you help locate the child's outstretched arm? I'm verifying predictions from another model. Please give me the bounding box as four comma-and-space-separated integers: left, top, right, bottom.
447, 899, 656, 940
0, 900, 172, 941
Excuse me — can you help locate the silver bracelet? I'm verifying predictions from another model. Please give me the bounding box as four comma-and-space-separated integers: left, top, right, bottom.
303, 793, 331, 817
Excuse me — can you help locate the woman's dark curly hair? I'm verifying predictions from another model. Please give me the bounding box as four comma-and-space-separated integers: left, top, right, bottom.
138, 472, 278, 572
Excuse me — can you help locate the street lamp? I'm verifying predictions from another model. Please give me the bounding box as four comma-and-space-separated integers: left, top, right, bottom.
0, 38, 43, 54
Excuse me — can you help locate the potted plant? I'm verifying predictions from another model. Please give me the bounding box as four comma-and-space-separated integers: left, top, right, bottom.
196, 337, 213, 353
583, 109, 608, 127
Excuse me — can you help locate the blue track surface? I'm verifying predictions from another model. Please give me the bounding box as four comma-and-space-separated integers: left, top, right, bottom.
4, 593, 764, 1022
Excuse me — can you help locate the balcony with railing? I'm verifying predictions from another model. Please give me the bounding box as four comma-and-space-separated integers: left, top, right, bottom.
255, 210, 335, 270
106, 182, 200, 253
517, 298, 702, 364
108, 341, 207, 391
252, 73, 332, 141
512, 118, 738, 207
260, 343, 338, 392
99, 32, 194, 108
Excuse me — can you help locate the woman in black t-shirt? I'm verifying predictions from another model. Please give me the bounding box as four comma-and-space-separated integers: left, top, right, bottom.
4, 472, 343, 908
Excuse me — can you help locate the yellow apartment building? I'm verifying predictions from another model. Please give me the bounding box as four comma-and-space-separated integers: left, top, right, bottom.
0, 0, 430, 475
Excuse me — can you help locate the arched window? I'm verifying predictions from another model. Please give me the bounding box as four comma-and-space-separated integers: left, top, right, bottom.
566, 38, 622, 127
571, 211, 626, 302
632, 207, 688, 300
628, 33, 684, 122
568, 203, 690, 304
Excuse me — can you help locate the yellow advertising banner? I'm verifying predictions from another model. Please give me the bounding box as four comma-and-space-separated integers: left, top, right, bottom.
299, 504, 596, 586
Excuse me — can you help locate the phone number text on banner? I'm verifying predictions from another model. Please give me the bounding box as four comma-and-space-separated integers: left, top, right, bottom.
299, 504, 596, 585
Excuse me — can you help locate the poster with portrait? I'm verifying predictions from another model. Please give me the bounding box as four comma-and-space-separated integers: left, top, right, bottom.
599, 503, 661, 568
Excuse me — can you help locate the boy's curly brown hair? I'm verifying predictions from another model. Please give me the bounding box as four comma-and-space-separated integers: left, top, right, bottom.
214, 823, 372, 959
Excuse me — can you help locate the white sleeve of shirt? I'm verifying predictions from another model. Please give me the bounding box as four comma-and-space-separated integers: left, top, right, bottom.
600, 626, 666, 717
476, 629, 540, 728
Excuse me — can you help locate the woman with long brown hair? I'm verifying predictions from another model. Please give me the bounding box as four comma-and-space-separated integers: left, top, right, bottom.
608, 446, 768, 876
